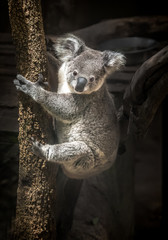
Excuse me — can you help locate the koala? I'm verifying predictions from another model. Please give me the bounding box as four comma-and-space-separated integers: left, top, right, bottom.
14, 34, 125, 179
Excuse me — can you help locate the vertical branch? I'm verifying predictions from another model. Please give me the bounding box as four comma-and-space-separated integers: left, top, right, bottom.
8, 0, 56, 239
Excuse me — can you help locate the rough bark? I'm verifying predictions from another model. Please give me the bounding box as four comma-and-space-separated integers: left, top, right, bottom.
8, 1, 83, 239
8, 0, 57, 239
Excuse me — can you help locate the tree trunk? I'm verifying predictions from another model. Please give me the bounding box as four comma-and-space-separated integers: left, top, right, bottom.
8, 1, 57, 238
8, 1, 82, 239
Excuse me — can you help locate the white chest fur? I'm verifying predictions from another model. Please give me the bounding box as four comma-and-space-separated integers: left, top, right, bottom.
58, 62, 73, 94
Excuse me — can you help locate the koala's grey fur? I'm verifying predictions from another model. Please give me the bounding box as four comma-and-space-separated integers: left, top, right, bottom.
14, 34, 125, 179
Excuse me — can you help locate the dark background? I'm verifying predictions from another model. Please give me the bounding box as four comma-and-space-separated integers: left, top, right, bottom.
0, 0, 167, 34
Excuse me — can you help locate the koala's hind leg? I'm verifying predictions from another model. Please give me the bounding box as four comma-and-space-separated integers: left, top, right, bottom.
32, 140, 94, 165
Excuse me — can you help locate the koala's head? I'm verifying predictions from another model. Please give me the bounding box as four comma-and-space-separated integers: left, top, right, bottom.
48, 34, 125, 94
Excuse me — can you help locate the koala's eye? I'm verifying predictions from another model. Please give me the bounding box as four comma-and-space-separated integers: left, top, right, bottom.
89, 76, 95, 83
73, 70, 78, 76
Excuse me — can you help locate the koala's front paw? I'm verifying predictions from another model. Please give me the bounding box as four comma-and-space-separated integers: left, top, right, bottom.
32, 139, 44, 159
13, 74, 34, 95
32, 138, 49, 161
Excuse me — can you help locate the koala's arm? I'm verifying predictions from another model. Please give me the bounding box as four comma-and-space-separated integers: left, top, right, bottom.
14, 74, 88, 121
32, 140, 94, 164
32, 139, 99, 178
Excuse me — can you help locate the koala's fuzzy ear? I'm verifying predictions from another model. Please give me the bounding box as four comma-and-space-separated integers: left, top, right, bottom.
103, 50, 126, 73
46, 34, 86, 62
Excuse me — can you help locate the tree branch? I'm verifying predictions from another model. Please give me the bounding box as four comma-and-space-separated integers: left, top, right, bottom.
123, 45, 168, 138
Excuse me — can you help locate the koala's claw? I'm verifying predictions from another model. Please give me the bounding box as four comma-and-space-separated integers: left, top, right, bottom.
17, 74, 31, 84
35, 74, 43, 85
13, 79, 22, 91
35, 74, 48, 88
38, 73, 44, 82
32, 140, 42, 151
32, 140, 46, 159
13, 74, 32, 94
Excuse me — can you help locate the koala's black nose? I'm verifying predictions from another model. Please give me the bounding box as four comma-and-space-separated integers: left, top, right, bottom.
75, 77, 87, 92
